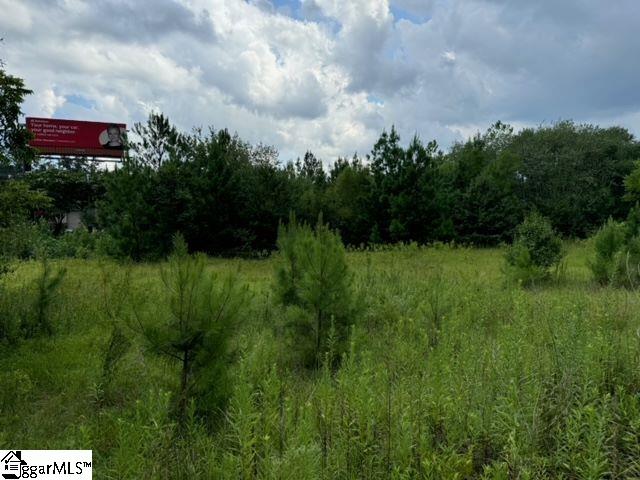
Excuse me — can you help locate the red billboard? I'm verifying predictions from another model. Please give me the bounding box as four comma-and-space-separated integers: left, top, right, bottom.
26, 117, 127, 158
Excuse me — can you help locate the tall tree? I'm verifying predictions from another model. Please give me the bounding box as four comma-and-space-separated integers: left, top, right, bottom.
447, 122, 525, 244
296, 150, 326, 186
510, 121, 638, 236
325, 155, 374, 246
0, 63, 34, 172
369, 127, 441, 243
129, 112, 190, 168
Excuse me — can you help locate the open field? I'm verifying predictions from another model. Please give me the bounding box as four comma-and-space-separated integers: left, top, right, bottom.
2, 242, 640, 479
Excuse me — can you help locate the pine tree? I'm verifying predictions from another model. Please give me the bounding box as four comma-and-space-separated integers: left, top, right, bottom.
274, 216, 356, 367
137, 235, 247, 428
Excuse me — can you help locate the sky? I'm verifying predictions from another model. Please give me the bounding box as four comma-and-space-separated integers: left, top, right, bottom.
1, 0, 640, 164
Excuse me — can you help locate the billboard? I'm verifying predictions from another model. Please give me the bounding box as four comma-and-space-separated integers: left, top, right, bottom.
26, 117, 127, 158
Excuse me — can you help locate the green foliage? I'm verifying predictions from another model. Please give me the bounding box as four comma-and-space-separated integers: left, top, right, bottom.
589, 206, 640, 288
29, 256, 67, 337
0, 180, 52, 227
610, 236, 640, 288
274, 216, 357, 367
510, 121, 638, 237
4, 245, 640, 477
94, 115, 640, 258
0, 220, 49, 260
369, 127, 442, 244
505, 212, 564, 285
129, 112, 191, 168
99, 116, 296, 259
47, 227, 96, 259
95, 263, 132, 404
0, 178, 108, 261
0, 255, 66, 342
623, 160, 640, 204
0, 220, 114, 261
0, 259, 18, 342
0, 66, 34, 171
273, 215, 312, 306
24, 168, 104, 234
295, 150, 326, 186
448, 123, 525, 244
136, 235, 248, 428
325, 156, 374, 246
589, 218, 627, 284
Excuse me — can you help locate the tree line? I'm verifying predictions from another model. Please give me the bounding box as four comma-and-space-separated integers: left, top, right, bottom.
96, 115, 640, 259
1, 64, 640, 259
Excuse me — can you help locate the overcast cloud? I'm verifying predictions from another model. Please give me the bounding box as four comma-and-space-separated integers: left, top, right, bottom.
1, 0, 639, 162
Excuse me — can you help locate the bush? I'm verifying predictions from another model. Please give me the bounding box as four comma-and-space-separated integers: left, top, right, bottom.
589, 206, 640, 288
45, 227, 96, 259
505, 212, 564, 286
0, 256, 66, 343
589, 218, 626, 284
0, 221, 118, 261
610, 236, 640, 288
0, 221, 50, 260
274, 216, 357, 368
25, 257, 67, 337
0, 269, 21, 344
136, 235, 247, 429
95, 263, 133, 405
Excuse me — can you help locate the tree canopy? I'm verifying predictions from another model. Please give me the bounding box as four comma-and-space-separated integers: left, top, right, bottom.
2, 66, 639, 259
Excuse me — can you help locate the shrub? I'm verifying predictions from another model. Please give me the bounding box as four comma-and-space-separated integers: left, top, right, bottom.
589, 218, 626, 285
26, 256, 67, 337
274, 216, 357, 368
45, 227, 96, 259
0, 221, 50, 260
94, 231, 121, 258
136, 235, 247, 429
505, 212, 564, 286
610, 236, 640, 288
589, 206, 640, 288
273, 215, 313, 307
0, 222, 115, 261
0, 256, 66, 342
95, 263, 132, 404
0, 261, 20, 344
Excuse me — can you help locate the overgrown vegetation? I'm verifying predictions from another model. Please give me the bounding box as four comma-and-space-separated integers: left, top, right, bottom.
505, 212, 565, 286
134, 235, 248, 429
0, 255, 66, 343
589, 204, 640, 287
91, 117, 638, 259
2, 244, 640, 477
5, 52, 640, 479
2, 66, 640, 259
273, 216, 357, 367
4, 65, 639, 262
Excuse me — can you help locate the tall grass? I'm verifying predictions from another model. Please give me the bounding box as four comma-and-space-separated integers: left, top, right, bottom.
1, 243, 639, 478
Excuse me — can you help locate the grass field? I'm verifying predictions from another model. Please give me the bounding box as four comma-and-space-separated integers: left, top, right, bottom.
2, 242, 640, 479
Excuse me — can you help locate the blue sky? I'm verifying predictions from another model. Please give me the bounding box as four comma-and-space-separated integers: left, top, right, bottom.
1, 0, 639, 162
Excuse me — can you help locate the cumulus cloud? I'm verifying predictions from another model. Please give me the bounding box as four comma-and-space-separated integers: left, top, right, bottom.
2, 0, 640, 164
68, 0, 216, 43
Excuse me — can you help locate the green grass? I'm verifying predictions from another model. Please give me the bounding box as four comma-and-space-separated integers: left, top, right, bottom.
2, 242, 640, 479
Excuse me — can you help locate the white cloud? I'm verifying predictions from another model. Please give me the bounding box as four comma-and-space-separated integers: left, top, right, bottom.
36, 88, 66, 117
2, 0, 640, 165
